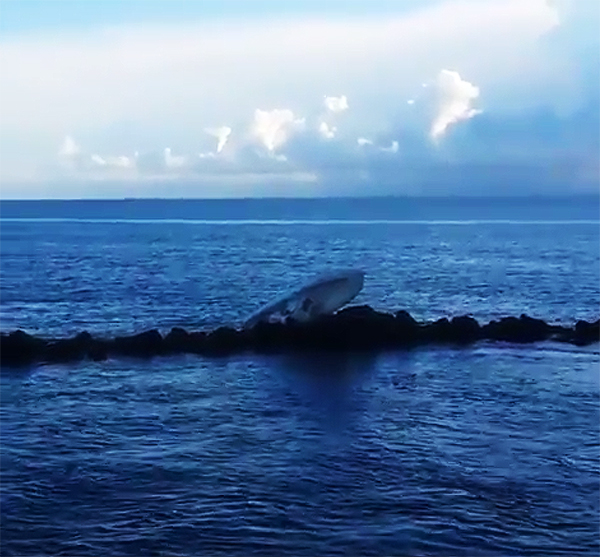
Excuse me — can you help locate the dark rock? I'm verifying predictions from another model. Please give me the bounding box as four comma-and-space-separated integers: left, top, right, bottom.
421, 317, 452, 343
164, 327, 190, 353
73, 332, 108, 362
45, 331, 101, 363
572, 319, 600, 346
396, 310, 419, 327
303, 316, 356, 350
187, 332, 208, 354
394, 310, 420, 344
1, 330, 46, 366
111, 329, 164, 357
336, 305, 385, 320
88, 340, 109, 361
422, 315, 481, 345
482, 314, 551, 343
1, 306, 598, 367
450, 315, 482, 343
244, 321, 296, 352
520, 314, 552, 338
327, 306, 400, 349
550, 324, 577, 344
163, 328, 209, 354
203, 326, 244, 355
45, 337, 87, 363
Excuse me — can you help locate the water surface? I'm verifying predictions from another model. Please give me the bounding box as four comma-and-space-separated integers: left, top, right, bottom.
1, 197, 599, 555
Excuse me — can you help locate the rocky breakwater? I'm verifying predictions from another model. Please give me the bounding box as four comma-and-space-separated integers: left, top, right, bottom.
1, 306, 599, 368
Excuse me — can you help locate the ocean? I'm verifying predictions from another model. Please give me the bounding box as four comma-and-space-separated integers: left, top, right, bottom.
1, 196, 599, 556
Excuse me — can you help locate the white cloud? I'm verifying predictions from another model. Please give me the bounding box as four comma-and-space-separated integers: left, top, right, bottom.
204, 126, 232, 153
318, 121, 337, 140
3, 0, 593, 196
252, 108, 305, 153
0, 1, 559, 150
324, 95, 349, 113
109, 155, 136, 168
318, 94, 348, 140
58, 135, 80, 157
56, 136, 139, 176
356, 137, 398, 153
164, 147, 187, 168
198, 151, 216, 159
430, 69, 482, 141
381, 141, 399, 153
91, 153, 136, 168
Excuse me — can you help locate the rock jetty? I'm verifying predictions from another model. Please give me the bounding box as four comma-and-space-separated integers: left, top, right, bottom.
1, 306, 598, 368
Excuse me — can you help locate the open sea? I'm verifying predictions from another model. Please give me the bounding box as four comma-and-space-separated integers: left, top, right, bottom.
1, 196, 599, 556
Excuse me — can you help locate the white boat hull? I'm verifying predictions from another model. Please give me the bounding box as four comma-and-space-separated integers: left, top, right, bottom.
244, 270, 365, 329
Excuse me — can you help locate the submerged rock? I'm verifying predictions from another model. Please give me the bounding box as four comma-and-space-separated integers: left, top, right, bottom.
1, 307, 598, 368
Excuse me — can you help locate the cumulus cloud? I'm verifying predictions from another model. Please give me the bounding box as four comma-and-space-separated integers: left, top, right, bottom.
3, 0, 595, 197
324, 95, 349, 113
318, 121, 337, 140
204, 126, 232, 153
57, 136, 140, 176
44, 68, 595, 197
430, 69, 482, 141
0, 0, 571, 193
252, 109, 305, 153
317, 94, 349, 140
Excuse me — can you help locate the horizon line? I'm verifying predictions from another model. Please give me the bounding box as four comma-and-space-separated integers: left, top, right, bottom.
2, 193, 600, 202
3, 218, 599, 226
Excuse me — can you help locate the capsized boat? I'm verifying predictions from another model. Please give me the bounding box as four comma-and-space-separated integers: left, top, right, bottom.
244, 269, 365, 329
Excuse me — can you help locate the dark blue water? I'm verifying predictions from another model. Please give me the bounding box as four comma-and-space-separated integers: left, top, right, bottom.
1, 197, 599, 556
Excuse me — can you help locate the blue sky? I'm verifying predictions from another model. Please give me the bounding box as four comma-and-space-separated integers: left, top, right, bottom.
0, 1, 436, 33
0, 0, 598, 198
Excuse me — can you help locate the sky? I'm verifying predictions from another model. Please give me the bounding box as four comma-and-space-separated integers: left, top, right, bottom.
0, 0, 598, 198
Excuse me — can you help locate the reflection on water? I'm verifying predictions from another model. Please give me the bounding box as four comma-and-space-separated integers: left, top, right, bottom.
1, 347, 598, 556
270, 352, 379, 433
